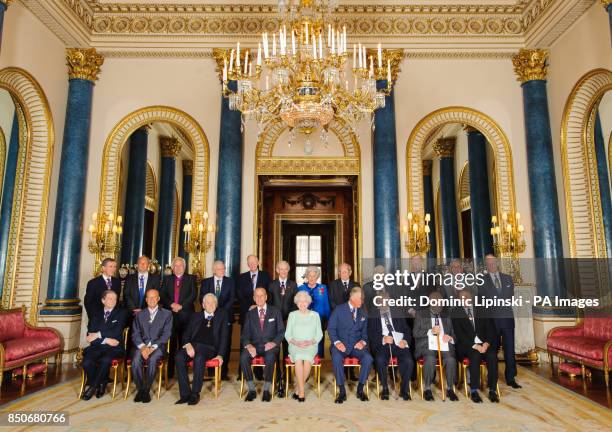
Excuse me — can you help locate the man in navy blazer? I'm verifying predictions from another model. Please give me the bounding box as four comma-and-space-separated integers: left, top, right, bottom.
327, 286, 373, 403
479, 254, 521, 389
199, 260, 235, 379
83, 258, 122, 320
237, 255, 271, 325
81, 289, 128, 400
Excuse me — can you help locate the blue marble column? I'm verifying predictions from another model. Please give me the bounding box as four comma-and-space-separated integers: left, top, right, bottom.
214, 79, 243, 280
605, 1, 612, 44
155, 137, 180, 268
434, 137, 460, 259
120, 126, 148, 265
422, 160, 437, 260
0, 1, 8, 52
373, 78, 401, 265
595, 112, 612, 258
0, 114, 20, 299
42, 48, 103, 315
178, 159, 193, 263
466, 127, 494, 260
513, 49, 565, 300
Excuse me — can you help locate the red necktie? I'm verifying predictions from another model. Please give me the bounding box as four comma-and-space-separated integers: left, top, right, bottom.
259, 308, 265, 331
174, 276, 182, 304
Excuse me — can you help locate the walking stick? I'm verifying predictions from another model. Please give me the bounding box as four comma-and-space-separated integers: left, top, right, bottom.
436, 331, 446, 401
388, 344, 398, 400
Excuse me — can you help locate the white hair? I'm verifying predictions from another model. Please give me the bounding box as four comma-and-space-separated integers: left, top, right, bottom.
172, 257, 186, 267
202, 293, 219, 306
294, 290, 313, 306
305, 266, 321, 279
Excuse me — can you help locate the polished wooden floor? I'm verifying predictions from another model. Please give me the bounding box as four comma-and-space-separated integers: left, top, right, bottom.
1, 361, 609, 409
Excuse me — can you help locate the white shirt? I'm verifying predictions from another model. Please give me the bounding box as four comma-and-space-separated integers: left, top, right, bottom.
428, 316, 454, 344
136, 306, 160, 350
279, 278, 287, 285
257, 304, 267, 316
204, 311, 215, 320
214, 276, 223, 287
250, 271, 259, 289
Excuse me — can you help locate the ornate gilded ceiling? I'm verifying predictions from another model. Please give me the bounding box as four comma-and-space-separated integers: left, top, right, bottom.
20, 0, 598, 57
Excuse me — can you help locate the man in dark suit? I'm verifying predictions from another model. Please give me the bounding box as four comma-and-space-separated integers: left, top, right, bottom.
328, 286, 373, 403
451, 289, 499, 403
237, 255, 272, 326
240, 287, 285, 402
480, 254, 521, 389
124, 255, 161, 315
130, 289, 173, 403
83, 258, 121, 320
368, 291, 414, 401
269, 260, 298, 397
413, 291, 458, 402
81, 289, 128, 400
175, 293, 230, 406
328, 263, 357, 311
160, 257, 196, 377
199, 260, 235, 380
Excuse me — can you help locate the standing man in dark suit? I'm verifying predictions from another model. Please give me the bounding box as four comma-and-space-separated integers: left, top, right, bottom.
84, 258, 121, 320
368, 291, 414, 401
175, 293, 230, 406
124, 255, 161, 316
237, 255, 272, 325
413, 291, 458, 402
328, 263, 357, 311
328, 286, 373, 404
240, 287, 285, 402
199, 260, 235, 380
480, 254, 521, 389
160, 257, 196, 378
269, 260, 298, 397
451, 289, 499, 403
130, 289, 172, 403
81, 289, 128, 400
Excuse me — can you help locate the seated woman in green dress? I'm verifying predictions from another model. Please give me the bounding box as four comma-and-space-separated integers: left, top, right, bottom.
285, 290, 323, 402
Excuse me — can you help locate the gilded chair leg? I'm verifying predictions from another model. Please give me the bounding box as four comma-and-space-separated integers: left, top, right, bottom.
157, 365, 163, 399
78, 368, 85, 398
463, 365, 468, 397
376, 373, 380, 399
317, 366, 321, 398
496, 383, 501, 398
240, 373, 245, 398
164, 362, 170, 390
124, 366, 131, 400
22, 364, 27, 383
418, 365, 423, 399
111, 366, 118, 400
605, 369, 609, 387
285, 366, 290, 399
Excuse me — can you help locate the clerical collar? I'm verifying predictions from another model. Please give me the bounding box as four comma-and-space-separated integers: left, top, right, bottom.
204, 311, 214, 319
175, 273, 184, 278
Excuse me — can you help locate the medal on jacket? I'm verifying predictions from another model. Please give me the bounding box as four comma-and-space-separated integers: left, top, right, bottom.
206, 316, 213, 328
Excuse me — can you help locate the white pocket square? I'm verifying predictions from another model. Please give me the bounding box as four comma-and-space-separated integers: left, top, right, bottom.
112, 320, 118, 323
268, 318, 275, 322
360, 317, 366, 321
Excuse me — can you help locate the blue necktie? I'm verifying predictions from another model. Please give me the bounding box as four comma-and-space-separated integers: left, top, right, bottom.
139, 275, 145, 306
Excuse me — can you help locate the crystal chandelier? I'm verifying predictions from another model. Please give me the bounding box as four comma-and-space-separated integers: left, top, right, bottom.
221, 0, 392, 144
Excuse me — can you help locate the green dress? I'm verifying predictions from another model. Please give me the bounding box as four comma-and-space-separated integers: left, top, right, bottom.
285, 310, 323, 363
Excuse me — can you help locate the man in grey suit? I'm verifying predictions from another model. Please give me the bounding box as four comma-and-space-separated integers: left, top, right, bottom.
130, 289, 173, 403
269, 260, 298, 397
413, 291, 458, 402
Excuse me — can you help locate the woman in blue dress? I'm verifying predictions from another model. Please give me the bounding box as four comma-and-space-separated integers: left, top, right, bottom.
297, 266, 330, 357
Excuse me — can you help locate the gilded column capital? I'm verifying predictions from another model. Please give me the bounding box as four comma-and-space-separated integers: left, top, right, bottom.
602, 0, 612, 8
0, 0, 14, 6
512, 49, 549, 83
160, 136, 181, 158
66, 48, 104, 82
182, 160, 193, 176
366, 48, 404, 82
212, 48, 230, 83
433, 137, 456, 157
422, 159, 433, 176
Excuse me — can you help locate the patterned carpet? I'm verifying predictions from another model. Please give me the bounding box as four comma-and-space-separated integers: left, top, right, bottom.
1, 365, 610, 432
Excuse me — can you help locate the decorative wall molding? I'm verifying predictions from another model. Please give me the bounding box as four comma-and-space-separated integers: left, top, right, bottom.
560, 68, 612, 258
0, 67, 55, 324
406, 106, 516, 219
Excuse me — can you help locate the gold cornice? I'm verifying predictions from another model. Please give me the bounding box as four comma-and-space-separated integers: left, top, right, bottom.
159, 136, 181, 158
182, 159, 193, 176
433, 137, 456, 157
66, 48, 104, 82
422, 159, 433, 176
512, 48, 548, 83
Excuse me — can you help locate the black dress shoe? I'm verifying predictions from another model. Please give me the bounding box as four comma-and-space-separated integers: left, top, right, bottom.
380, 388, 389, 400
95, 384, 106, 399
188, 394, 200, 405
134, 390, 144, 403
423, 389, 434, 401
81, 386, 95, 401
292, 393, 299, 400
507, 381, 522, 389
245, 390, 257, 402
175, 396, 190, 404
356, 390, 369, 402
298, 396, 305, 402
277, 387, 285, 398
447, 389, 459, 401
262, 391, 272, 402
488, 391, 500, 403
334, 393, 347, 404
470, 392, 483, 403
400, 391, 411, 401
141, 392, 151, 403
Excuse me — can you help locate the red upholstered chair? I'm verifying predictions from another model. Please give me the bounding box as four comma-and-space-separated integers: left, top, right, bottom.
284, 355, 322, 398
374, 357, 412, 399
546, 315, 612, 387
0, 306, 62, 388
239, 356, 277, 398
123, 342, 170, 400
184, 358, 222, 398
333, 357, 369, 397
78, 327, 129, 400
458, 358, 500, 398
